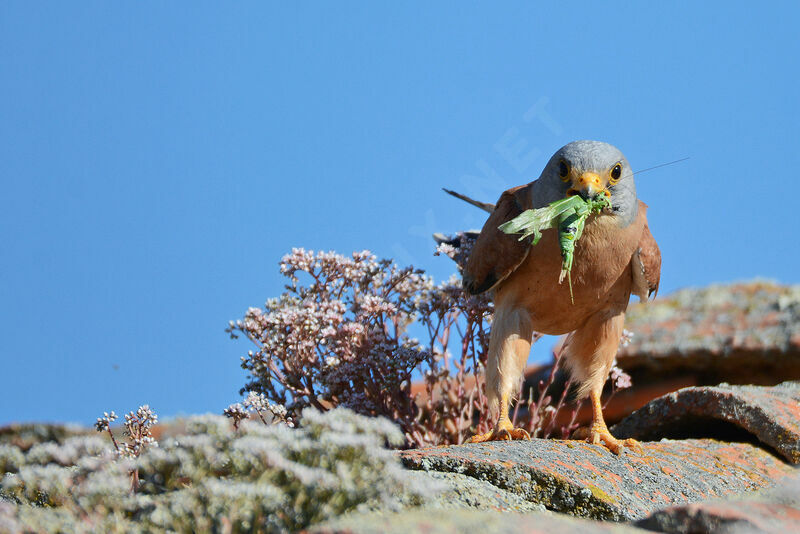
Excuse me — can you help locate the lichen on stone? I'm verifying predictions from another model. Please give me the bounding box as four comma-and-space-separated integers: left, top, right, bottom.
0, 408, 430, 533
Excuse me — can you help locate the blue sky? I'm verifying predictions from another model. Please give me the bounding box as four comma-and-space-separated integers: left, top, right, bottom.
1, 2, 798, 425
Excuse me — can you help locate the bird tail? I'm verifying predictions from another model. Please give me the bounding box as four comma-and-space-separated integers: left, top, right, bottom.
442, 188, 495, 213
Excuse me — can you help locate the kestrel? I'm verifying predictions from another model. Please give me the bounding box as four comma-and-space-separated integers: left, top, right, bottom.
462, 140, 660, 453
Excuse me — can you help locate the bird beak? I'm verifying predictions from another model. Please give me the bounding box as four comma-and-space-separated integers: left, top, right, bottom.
567, 172, 609, 200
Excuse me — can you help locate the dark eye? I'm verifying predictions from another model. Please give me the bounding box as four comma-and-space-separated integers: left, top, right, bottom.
610, 163, 622, 183
558, 160, 570, 181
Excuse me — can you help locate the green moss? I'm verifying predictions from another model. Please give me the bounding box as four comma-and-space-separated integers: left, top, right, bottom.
585, 483, 619, 505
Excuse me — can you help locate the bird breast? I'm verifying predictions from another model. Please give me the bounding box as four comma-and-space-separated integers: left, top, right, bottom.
493, 211, 645, 335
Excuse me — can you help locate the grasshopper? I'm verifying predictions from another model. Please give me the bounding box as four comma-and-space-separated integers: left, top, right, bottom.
498, 194, 611, 303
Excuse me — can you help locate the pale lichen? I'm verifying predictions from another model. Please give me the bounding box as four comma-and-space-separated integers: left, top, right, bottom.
0, 409, 429, 533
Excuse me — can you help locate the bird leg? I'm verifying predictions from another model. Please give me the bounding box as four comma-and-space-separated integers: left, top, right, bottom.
585, 389, 640, 454
466, 393, 530, 443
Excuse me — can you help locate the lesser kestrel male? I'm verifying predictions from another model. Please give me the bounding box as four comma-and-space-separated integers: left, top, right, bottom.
462, 140, 660, 453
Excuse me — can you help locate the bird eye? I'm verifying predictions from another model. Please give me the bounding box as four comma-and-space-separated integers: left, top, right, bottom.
609, 163, 622, 184
558, 160, 570, 182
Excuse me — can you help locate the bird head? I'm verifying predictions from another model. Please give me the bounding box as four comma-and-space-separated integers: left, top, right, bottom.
540, 140, 638, 225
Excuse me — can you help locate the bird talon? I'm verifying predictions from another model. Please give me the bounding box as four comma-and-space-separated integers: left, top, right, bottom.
586, 426, 639, 455
513, 428, 531, 440
466, 426, 530, 444
465, 431, 492, 444
623, 437, 642, 451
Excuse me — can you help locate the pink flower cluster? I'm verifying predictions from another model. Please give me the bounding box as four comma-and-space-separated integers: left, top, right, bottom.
228, 248, 498, 447
95, 405, 158, 491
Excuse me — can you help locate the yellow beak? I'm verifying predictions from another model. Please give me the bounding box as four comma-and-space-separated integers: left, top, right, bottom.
568, 172, 608, 199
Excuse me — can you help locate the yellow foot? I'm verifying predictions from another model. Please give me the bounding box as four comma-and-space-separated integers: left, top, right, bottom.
466, 424, 530, 443
584, 426, 641, 455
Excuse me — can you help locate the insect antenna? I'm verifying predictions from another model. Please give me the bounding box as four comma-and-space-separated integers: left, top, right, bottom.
621, 156, 690, 181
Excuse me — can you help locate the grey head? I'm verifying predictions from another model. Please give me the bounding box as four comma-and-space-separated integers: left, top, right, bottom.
530, 140, 638, 226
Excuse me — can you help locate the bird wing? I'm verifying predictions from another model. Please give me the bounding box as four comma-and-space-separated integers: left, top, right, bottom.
463, 184, 533, 294
630, 201, 661, 301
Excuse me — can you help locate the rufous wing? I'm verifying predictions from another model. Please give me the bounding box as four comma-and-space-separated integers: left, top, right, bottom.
631, 201, 661, 301
463, 184, 533, 295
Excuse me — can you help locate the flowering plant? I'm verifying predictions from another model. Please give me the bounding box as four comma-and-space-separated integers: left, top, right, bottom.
227, 244, 497, 447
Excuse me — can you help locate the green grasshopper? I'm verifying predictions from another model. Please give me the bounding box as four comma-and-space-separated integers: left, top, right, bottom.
498, 194, 611, 303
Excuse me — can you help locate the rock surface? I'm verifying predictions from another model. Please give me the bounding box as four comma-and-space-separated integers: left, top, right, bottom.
619, 281, 800, 385
313, 476, 800, 534
636, 501, 800, 533
635, 475, 800, 533
311, 509, 646, 534
400, 438, 794, 521
612, 381, 800, 464
402, 471, 546, 513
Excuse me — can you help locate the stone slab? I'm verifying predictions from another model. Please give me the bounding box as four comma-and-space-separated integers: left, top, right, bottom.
400, 438, 794, 521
